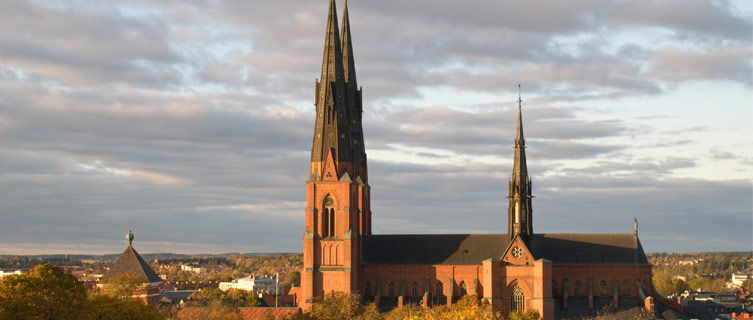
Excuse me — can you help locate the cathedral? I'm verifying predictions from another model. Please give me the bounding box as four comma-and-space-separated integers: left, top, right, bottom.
299, 1, 683, 319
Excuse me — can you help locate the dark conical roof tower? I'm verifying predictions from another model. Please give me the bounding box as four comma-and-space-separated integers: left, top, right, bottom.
311, 0, 353, 167
102, 230, 162, 283
341, 0, 367, 179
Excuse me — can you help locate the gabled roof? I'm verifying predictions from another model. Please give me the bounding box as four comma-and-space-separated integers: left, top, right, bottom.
361, 232, 648, 266
362, 234, 509, 265
103, 246, 162, 283
528, 233, 649, 265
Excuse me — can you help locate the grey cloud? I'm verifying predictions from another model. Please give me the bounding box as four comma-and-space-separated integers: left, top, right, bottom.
0, 0, 749, 254
610, 0, 753, 41
649, 46, 752, 85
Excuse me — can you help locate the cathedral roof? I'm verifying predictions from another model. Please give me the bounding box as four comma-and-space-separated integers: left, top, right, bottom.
528, 233, 649, 265
103, 245, 162, 283
362, 233, 648, 265
362, 234, 509, 265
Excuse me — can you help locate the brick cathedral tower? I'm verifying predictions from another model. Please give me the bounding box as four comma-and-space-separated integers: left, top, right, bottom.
301, 0, 371, 310
508, 91, 533, 242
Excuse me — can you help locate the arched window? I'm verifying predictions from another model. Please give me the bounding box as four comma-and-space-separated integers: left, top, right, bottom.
623, 281, 630, 296
436, 281, 444, 297
388, 282, 395, 298
322, 210, 328, 237
600, 281, 607, 296
574, 281, 582, 296
459, 281, 467, 296
333, 245, 338, 265
511, 285, 525, 312
364, 282, 372, 298
552, 281, 558, 297
412, 282, 419, 298
323, 196, 335, 238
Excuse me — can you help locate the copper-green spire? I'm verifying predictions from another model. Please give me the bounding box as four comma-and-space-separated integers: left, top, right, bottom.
126, 230, 134, 247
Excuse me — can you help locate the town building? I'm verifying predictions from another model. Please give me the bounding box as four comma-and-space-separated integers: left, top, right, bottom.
298, 1, 687, 319
219, 275, 284, 295
0, 270, 23, 278
180, 265, 206, 274
732, 267, 753, 286
101, 230, 163, 302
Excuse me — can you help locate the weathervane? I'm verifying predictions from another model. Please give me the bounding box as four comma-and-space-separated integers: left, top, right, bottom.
127, 230, 134, 247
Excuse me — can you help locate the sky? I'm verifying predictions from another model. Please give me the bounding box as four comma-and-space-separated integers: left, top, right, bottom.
0, 0, 750, 255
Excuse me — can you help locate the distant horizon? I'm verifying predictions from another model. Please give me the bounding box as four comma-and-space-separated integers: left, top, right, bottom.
1, 249, 751, 258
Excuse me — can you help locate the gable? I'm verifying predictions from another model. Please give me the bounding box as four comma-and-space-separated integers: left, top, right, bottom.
502, 235, 535, 265
322, 148, 338, 181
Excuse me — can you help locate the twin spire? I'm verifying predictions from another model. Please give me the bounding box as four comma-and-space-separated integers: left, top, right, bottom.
311, 0, 366, 177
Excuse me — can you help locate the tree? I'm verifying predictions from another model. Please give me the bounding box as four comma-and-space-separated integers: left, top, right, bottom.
740, 279, 753, 290
101, 272, 148, 299
422, 295, 503, 320
308, 292, 380, 320
507, 309, 541, 320
86, 294, 161, 320
224, 288, 259, 308
0, 264, 87, 320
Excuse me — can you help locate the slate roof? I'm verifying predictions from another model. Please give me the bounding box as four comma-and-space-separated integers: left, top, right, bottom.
361, 233, 648, 265
102, 246, 163, 283
362, 234, 509, 265
529, 233, 649, 265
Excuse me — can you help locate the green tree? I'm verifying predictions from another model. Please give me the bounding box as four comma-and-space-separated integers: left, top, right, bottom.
225, 288, 259, 307
190, 287, 225, 301
309, 292, 380, 320
507, 309, 541, 320
286, 271, 301, 288
101, 272, 148, 299
86, 294, 161, 320
0, 264, 87, 320
740, 279, 753, 290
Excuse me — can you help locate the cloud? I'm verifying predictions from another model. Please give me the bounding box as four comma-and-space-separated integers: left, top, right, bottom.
650, 45, 752, 85
0, 0, 749, 254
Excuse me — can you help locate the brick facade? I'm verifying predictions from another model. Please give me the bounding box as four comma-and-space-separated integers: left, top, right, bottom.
300, 2, 680, 319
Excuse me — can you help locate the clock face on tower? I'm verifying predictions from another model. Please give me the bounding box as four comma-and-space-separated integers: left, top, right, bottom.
512, 246, 524, 258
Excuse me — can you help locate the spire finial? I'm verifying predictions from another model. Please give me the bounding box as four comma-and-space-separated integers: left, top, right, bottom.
517, 84, 522, 109
634, 217, 638, 234
126, 230, 134, 246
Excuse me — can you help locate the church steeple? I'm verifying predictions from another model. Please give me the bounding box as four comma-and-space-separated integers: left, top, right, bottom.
341, 0, 356, 88
302, 2, 371, 310
508, 86, 533, 241
311, 0, 352, 168
340, 0, 367, 180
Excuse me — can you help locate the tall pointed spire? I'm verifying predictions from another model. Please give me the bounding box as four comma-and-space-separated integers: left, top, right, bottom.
512, 84, 528, 179
318, 0, 344, 98
508, 85, 533, 241
311, 0, 352, 165
340, 0, 367, 178
341, 0, 357, 88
